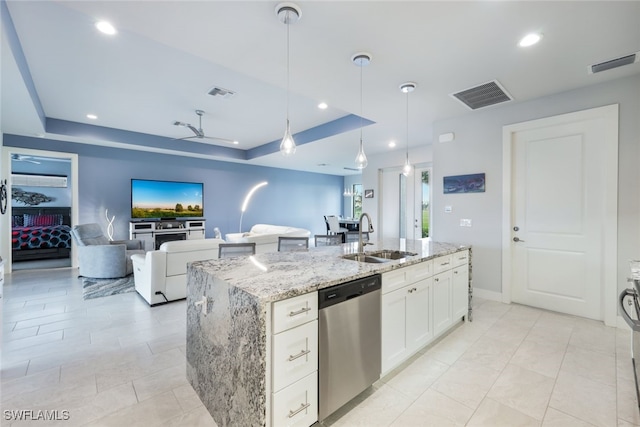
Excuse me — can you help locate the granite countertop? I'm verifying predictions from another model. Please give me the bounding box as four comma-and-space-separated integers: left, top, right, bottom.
189, 239, 469, 304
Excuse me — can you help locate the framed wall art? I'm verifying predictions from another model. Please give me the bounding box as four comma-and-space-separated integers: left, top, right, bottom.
443, 173, 485, 194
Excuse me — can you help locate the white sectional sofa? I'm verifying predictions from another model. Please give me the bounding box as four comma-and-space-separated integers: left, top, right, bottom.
225, 223, 311, 253
131, 238, 225, 306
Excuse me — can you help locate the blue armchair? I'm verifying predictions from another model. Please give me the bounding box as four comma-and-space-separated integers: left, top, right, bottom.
71, 223, 144, 278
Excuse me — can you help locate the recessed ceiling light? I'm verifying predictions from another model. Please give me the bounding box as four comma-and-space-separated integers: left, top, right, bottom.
518, 33, 542, 47
86, 114, 98, 120
233, 140, 239, 145
388, 141, 396, 148
95, 21, 117, 35
318, 102, 328, 110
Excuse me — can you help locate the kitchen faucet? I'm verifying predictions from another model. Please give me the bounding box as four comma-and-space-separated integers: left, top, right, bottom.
358, 212, 374, 254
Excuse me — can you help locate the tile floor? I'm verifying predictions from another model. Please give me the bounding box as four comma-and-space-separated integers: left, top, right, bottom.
1, 267, 638, 426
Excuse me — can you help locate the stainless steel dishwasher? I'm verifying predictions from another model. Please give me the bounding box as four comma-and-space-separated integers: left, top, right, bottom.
318, 274, 381, 421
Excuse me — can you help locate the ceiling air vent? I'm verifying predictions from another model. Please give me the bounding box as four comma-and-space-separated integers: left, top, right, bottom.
589, 52, 639, 74
207, 86, 236, 99
450, 80, 513, 110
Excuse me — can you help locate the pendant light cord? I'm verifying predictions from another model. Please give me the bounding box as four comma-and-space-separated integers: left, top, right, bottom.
406, 90, 410, 162
359, 62, 363, 141
286, 16, 291, 123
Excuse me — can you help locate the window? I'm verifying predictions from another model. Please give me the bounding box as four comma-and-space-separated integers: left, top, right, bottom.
421, 170, 430, 238
352, 184, 362, 218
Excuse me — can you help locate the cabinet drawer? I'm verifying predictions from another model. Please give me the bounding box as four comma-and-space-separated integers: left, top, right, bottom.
272, 372, 318, 427
382, 268, 411, 294
433, 255, 452, 274
272, 293, 318, 334
272, 321, 318, 392
412, 260, 433, 281
452, 250, 469, 267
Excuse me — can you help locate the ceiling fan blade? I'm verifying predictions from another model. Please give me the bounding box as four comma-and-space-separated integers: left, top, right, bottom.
201, 135, 237, 144
186, 125, 202, 137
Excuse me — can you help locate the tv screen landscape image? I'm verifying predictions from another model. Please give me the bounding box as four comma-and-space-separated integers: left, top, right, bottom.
131, 179, 204, 219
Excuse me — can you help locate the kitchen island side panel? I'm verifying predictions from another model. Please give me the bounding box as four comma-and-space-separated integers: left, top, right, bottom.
186, 263, 268, 427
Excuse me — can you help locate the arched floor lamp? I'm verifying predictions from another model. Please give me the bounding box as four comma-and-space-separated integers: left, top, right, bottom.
239, 181, 268, 232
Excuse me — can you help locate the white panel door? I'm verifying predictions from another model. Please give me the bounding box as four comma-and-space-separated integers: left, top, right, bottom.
509, 107, 616, 320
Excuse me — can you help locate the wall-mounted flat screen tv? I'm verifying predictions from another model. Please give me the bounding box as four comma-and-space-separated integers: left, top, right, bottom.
131, 179, 204, 219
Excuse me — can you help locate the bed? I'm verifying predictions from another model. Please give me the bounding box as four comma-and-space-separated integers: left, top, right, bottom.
11, 207, 72, 262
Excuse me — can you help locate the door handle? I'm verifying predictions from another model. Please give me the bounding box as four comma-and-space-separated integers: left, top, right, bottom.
513, 237, 525, 242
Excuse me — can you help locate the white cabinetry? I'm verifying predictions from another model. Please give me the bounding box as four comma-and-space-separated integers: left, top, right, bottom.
130, 220, 205, 251
269, 293, 318, 427
433, 250, 470, 337
381, 250, 470, 375
432, 269, 452, 336
452, 250, 470, 321
381, 261, 433, 375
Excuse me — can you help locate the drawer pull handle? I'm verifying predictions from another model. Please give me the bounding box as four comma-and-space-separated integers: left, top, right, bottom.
407, 287, 418, 293
288, 402, 311, 418
454, 271, 459, 274
288, 349, 311, 361
289, 307, 311, 317
440, 261, 450, 266
435, 278, 439, 282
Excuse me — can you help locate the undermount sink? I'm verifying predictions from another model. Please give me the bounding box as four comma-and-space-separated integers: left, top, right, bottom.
367, 250, 418, 260
342, 250, 418, 263
342, 253, 390, 263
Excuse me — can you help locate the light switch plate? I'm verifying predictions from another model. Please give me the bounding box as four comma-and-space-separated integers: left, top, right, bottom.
445, 206, 452, 213
460, 219, 472, 227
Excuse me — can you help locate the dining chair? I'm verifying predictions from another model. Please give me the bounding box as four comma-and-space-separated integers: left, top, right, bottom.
325, 215, 348, 235
218, 242, 256, 259
278, 236, 309, 252
345, 231, 369, 243
314, 234, 343, 247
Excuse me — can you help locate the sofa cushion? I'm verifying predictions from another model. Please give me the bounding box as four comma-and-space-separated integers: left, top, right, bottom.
250, 224, 309, 237
225, 225, 310, 251
161, 238, 225, 276
160, 238, 225, 253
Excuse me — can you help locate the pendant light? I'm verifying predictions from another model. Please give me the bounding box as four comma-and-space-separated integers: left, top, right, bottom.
400, 82, 416, 177
352, 53, 371, 169
276, 3, 301, 156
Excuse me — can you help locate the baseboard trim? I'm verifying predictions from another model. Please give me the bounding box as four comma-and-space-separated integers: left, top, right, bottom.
617, 315, 632, 331
473, 288, 502, 302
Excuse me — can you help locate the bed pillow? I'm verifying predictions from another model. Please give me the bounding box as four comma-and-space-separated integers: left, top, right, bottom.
23, 213, 63, 227
12, 215, 24, 227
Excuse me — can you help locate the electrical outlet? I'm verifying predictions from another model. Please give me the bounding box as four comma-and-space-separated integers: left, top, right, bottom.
445, 206, 452, 213
460, 219, 472, 227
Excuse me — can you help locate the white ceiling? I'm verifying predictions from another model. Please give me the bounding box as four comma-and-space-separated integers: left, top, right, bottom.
2, 1, 639, 176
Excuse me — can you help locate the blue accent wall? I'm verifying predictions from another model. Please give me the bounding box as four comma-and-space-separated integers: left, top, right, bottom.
5, 134, 344, 240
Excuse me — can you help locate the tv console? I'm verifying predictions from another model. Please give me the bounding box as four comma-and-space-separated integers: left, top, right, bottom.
129, 219, 206, 251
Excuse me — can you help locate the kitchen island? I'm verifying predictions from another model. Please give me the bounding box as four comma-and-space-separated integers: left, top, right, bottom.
186, 239, 470, 427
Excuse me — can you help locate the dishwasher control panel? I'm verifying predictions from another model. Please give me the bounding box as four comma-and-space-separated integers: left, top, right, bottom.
318, 275, 381, 309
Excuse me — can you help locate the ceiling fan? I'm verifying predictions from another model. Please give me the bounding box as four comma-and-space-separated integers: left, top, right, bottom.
173, 110, 237, 144
11, 154, 41, 164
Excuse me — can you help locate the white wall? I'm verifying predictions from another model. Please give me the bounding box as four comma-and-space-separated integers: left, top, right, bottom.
431, 73, 640, 295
